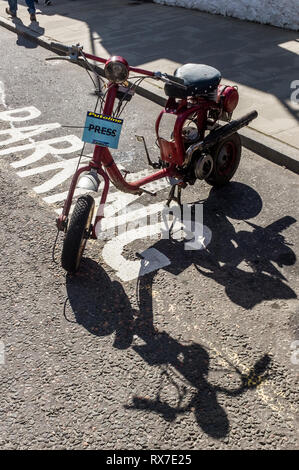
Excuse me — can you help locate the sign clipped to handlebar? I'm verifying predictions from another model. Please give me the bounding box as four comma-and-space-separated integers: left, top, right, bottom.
82, 111, 123, 149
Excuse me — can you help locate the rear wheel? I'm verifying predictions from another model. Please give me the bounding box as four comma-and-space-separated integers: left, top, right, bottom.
61, 195, 95, 273
205, 132, 241, 187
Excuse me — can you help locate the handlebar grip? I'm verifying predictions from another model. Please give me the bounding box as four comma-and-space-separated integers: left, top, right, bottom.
163, 73, 187, 90
163, 73, 185, 86
50, 42, 70, 54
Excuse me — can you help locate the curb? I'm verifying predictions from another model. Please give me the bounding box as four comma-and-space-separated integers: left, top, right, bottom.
238, 127, 299, 175
1, 15, 298, 175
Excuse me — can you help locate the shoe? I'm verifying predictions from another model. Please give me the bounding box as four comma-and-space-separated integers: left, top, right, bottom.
6, 7, 16, 17
30, 13, 37, 21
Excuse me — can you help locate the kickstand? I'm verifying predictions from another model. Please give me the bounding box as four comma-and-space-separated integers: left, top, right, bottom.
166, 184, 182, 207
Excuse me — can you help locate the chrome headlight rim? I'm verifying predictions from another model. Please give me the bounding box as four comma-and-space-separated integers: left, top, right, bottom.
104, 56, 129, 83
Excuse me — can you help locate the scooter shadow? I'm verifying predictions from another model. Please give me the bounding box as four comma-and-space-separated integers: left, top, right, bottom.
65, 259, 271, 438
65, 259, 134, 346
65, 182, 294, 438
187, 183, 297, 309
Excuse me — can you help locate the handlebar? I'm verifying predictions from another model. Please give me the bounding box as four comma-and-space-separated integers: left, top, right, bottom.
49, 42, 188, 90
154, 71, 186, 89
51, 42, 71, 54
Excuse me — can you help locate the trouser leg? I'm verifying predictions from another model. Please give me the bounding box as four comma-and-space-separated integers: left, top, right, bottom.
7, 0, 18, 13
25, 0, 36, 14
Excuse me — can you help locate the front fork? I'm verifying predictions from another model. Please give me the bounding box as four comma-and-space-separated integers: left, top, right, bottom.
56, 165, 91, 232
56, 163, 110, 240
91, 166, 110, 239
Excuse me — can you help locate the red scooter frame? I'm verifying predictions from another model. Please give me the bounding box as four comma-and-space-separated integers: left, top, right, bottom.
50, 42, 257, 273
55, 52, 196, 237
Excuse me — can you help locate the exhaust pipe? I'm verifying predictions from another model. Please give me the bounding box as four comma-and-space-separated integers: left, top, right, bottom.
186, 110, 258, 164
202, 110, 258, 150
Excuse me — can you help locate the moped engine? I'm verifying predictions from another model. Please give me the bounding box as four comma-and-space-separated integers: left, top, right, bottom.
193, 153, 214, 179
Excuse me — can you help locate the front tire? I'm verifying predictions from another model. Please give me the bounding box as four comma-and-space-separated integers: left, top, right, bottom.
61, 195, 95, 273
205, 132, 241, 187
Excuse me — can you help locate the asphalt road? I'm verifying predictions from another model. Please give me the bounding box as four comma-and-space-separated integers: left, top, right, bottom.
0, 28, 298, 450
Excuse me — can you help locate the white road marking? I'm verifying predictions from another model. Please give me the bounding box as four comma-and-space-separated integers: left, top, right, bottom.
0, 105, 41, 121
17, 155, 90, 193
102, 224, 172, 281
0, 122, 61, 147
43, 187, 90, 204
102, 213, 212, 281
0, 81, 212, 282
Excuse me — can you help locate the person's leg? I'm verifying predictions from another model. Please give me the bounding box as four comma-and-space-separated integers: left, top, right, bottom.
7, 0, 18, 15
25, 0, 36, 14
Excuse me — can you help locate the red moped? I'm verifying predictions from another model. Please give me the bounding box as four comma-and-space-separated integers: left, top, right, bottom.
49, 43, 257, 274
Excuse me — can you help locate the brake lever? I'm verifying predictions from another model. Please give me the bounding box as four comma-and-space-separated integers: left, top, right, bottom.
166, 79, 187, 90
154, 71, 187, 90
45, 55, 104, 81
49, 42, 83, 61
45, 57, 72, 61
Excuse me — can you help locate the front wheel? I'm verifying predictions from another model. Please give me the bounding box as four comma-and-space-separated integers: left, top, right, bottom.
205, 132, 241, 187
61, 195, 95, 273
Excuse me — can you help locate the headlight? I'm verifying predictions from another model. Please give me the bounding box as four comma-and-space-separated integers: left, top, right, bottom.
104, 56, 129, 83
